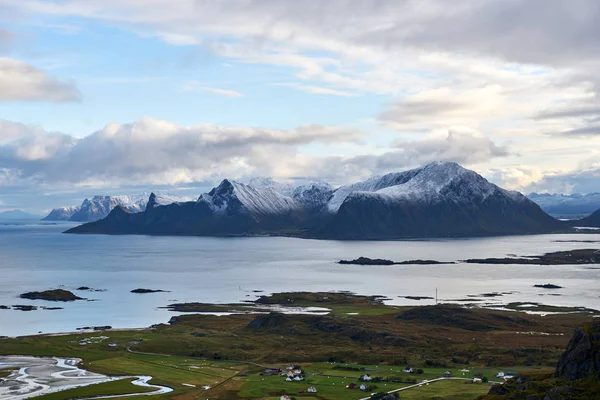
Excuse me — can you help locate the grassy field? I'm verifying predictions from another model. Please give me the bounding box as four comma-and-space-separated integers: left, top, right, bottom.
0, 291, 592, 399
33, 378, 155, 400
397, 380, 492, 399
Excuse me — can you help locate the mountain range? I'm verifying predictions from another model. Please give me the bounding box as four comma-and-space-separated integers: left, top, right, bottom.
43, 193, 190, 223
66, 162, 573, 239
526, 192, 600, 218
0, 210, 41, 220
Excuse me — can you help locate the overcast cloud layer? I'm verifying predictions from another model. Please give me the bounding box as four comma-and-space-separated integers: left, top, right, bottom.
1, 0, 600, 212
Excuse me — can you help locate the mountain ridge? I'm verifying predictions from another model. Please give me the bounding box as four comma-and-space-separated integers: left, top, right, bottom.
66, 162, 573, 239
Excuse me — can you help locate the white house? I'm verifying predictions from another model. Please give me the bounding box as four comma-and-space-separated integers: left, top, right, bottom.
307, 386, 317, 393
293, 376, 304, 381
473, 378, 482, 383
359, 383, 368, 391
361, 374, 372, 381
496, 371, 505, 378
280, 395, 290, 400
403, 367, 413, 373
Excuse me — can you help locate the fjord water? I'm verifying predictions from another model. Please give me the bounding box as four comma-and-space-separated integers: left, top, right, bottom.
0, 220, 599, 337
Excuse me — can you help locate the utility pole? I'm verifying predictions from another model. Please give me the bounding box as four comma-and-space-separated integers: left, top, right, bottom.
435, 287, 438, 305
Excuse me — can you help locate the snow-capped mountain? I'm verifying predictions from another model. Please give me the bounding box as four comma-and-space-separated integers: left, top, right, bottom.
67, 162, 568, 239
527, 192, 600, 218
44, 193, 189, 222
318, 162, 559, 239
41, 206, 80, 221
247, 177, 295, 197
199, 180, 298, 217
327, 162, 524, 212
246, 177, 333, 211
69, 195, 145, 222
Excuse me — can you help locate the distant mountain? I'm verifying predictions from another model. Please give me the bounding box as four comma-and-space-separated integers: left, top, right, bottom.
42, 206, 80, 221
67, 162, 566, 239
43, 193, 189, 223
69, 195, 146, 222
0, 210, 40, 220
527, 192, 600, 218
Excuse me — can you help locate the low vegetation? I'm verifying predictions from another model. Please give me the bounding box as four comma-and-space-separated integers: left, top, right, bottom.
19, 289, 83, 302
0, 291, 596, 399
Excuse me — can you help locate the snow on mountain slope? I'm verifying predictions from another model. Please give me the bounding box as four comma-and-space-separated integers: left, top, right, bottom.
139, 192, 192, 208
43, 193, 189, 222
42, 206, 80, 221
327, 161, 525, 212
199, 180, 298, 216
247, 177, 295, 197
247, 177, 333, 210
326, 169, 420, 212
292, 182, 333, 211
69, 196, 140, 222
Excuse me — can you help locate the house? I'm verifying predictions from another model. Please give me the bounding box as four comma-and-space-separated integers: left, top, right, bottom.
285, 377, 292, 382
403, 366, 413, 373
346, 383, 358, 389
287, 369, 303, 377
360, 374, 372, 381
307, 386, 317, 393
443, 371, 452, 377
280, 395, 290, 400
359, 383, 369, 391
504, 373, 515, 380
293, 376, 304, 381
473, 378, 482, 383
261, 368, 282, 376
496, 371, 505, 378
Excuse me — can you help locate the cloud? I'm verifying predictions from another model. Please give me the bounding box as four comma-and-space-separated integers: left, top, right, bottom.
0, 117, 513, 190
183, 81, 244, 97
0, 58, 81, 102
275, 83, 358, 97
286, 129, 511, 184
0, 117, 365, 186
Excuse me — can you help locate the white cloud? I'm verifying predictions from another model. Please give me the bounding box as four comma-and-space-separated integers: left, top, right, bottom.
275, 83, 358, 97
0, 117, 365, 186
183, 81, 244, 98
0, 58, 81, 102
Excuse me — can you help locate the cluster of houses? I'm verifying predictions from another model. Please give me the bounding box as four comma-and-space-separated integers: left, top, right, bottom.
285, 367, 304, 382
259, 365, 305, 382
497, 371, 515, 381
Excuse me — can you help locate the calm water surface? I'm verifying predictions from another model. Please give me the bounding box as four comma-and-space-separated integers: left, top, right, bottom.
0, 220, 599, 337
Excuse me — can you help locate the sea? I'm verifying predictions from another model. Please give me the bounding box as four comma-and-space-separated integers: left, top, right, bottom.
0, 219, 599, 337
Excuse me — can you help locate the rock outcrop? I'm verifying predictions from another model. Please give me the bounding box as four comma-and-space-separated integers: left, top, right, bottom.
554, 320, 600, 381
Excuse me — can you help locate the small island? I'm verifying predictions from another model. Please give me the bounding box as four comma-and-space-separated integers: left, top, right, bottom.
131, 288, 169, 294
534, 284, 563, 289
465, 249, 600, 265
339, 257, 452, 265
19, 289, 84, 302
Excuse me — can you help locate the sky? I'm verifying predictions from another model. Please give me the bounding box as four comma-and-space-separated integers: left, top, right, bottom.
1, 0, 600, 214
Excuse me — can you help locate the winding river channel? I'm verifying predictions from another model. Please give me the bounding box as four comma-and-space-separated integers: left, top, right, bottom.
0, 356, 172, 400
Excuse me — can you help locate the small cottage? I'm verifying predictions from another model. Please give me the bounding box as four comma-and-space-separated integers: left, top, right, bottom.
307, 386, 317, 393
